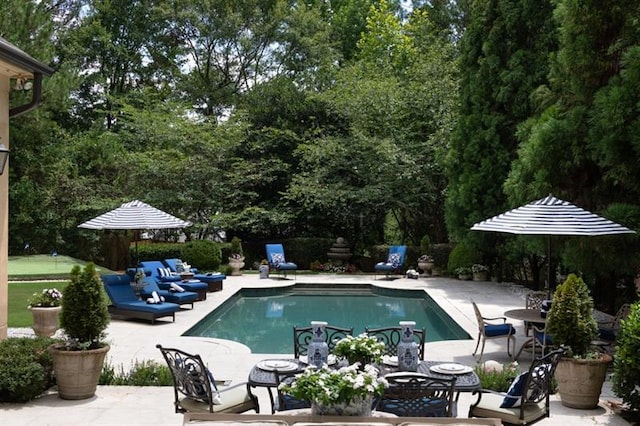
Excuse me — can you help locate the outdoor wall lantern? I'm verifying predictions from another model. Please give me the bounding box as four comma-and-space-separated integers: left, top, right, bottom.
0, 143, 9, 175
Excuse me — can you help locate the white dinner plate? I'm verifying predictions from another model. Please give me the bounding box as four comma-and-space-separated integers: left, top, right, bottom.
429, 363, 473, 375
299, 354, 337, 366
256, 360, 299, 372
382, 355, 398, 366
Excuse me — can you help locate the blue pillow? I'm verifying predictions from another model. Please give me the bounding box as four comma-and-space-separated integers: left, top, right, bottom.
500, 372, 528, 408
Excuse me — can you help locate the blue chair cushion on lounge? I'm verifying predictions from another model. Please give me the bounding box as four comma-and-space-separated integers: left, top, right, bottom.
102, 274, 180, 315
484, 323, 515, 337
140, 279, 198, 305
500, 372, 528, 408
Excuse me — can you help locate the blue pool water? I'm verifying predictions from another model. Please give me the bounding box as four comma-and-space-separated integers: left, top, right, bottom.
183, 284, 470, 353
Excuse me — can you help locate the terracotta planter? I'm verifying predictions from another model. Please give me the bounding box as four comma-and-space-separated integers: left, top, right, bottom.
49, 343, 110, 400
554, 354, 612, 409
31, 306, 61, 337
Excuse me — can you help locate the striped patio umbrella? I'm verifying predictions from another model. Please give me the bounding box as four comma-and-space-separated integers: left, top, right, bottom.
78, 200, 191, 264
471, 194, 636, 296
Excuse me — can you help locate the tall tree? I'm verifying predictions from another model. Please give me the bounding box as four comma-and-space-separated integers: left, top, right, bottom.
445, 0, 556, 244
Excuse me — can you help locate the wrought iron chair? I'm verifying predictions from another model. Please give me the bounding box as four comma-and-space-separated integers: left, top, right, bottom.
273, 370, 311, 412
156, 344, 259, 414
293, 325, 353, 357
365, 326, 426, 360
469, 347, 565, 425
377, 373, 457, 417
472, 301, 516, 361
531, 325, 553, 361
524, 291, 547, 336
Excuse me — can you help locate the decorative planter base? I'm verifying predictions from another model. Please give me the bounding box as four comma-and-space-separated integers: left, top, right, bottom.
31, 306, 61, 337
49, 343, 110, 400
473, 271, 488, 281
555, 355, 612, 409
229, 258, 245, 276
311, 395, 374, 416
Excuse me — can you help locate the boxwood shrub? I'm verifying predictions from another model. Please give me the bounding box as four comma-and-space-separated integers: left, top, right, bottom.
0, 337, 59, 402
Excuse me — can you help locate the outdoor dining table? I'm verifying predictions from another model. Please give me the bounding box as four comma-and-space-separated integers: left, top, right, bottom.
247, 358, 481, 414
504, 308, 547, 360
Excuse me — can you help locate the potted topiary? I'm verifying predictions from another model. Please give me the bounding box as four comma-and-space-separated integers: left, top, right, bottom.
545, 273, 611, 409
228, 236, 245, 276
612, 301, 640, 422
48, 263, 110, 400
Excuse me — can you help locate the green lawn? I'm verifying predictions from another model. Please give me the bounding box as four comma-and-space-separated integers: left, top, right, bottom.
6, 255, 114, 327
8, 254, 112, 279
8, 281, 69, 327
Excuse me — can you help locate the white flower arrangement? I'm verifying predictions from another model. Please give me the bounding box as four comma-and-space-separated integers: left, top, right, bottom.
279, 363, 388, 405
333, 333, 386, 364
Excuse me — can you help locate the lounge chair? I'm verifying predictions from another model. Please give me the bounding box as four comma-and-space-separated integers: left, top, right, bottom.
163, 258, 226, 292
265, 244, 297, 278
140, 277, 198, 309
139, 260, 208, 300
102, 274, 180, 324
374, 245, 407, 278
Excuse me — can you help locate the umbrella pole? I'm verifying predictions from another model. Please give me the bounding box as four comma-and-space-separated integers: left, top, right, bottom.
547, 236, 552, 299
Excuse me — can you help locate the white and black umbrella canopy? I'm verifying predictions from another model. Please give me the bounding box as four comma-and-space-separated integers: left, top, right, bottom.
471, 194, 636, 237
78, 200, 191, 230
471, 194, 636, 296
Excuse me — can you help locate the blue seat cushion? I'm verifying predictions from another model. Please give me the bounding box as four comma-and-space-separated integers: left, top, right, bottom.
598, 327, 616, 341
484, 323, 515, 337
140, 287, 198, 304
113, 300, 179, 314
158, 280, 207, 292
375, 262, 396, 271
273, 262, 297, 271
194, 273, 226, 282
535, 330, 553, 345
500, 372, 528, 408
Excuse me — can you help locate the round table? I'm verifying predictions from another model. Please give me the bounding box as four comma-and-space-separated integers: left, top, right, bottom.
504, 308, 547, 360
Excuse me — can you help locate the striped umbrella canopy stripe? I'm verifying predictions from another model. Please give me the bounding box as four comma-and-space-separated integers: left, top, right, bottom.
78, 200, 191, 230
471, 194, 635, 236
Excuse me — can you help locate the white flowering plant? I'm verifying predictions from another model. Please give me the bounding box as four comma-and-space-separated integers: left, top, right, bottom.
471, 264, 489, 273
28, 288, 62, 308
280, 364, 388, 405
333, 333, 386, 364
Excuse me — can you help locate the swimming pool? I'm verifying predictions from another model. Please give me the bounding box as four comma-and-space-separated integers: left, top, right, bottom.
183, 284, 470, 353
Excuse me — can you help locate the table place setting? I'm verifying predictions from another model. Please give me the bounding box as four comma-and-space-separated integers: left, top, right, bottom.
256, 359, 299, 372
429, 363, 473, 375
382, 355, 398, 366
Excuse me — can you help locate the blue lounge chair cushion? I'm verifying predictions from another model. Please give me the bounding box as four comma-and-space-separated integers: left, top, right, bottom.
163, 258, 200, 274
265, 244, 298, 271
484, 323, 515, 337
500, 372, 528, 408
102, 274, 180, 315
375, 246, 407, 273
140, 279, 198, 305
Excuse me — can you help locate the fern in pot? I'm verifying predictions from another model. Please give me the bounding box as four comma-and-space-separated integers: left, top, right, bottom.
49, 263, 110, 400
545, 273, 611, 409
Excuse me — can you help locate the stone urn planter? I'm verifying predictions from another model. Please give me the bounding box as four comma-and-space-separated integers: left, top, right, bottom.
31, 306, 62, 337
49, 343, 110, 400
554, 354, 612, 409
417, 260, 434, 275
229, 257, 245, 276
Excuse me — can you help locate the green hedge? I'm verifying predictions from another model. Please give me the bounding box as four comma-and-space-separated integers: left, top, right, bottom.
0, 337, 59, 402
137, 241, 222, 271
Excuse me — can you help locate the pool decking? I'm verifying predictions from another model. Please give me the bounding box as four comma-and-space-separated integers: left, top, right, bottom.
3, 274, 630, 425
